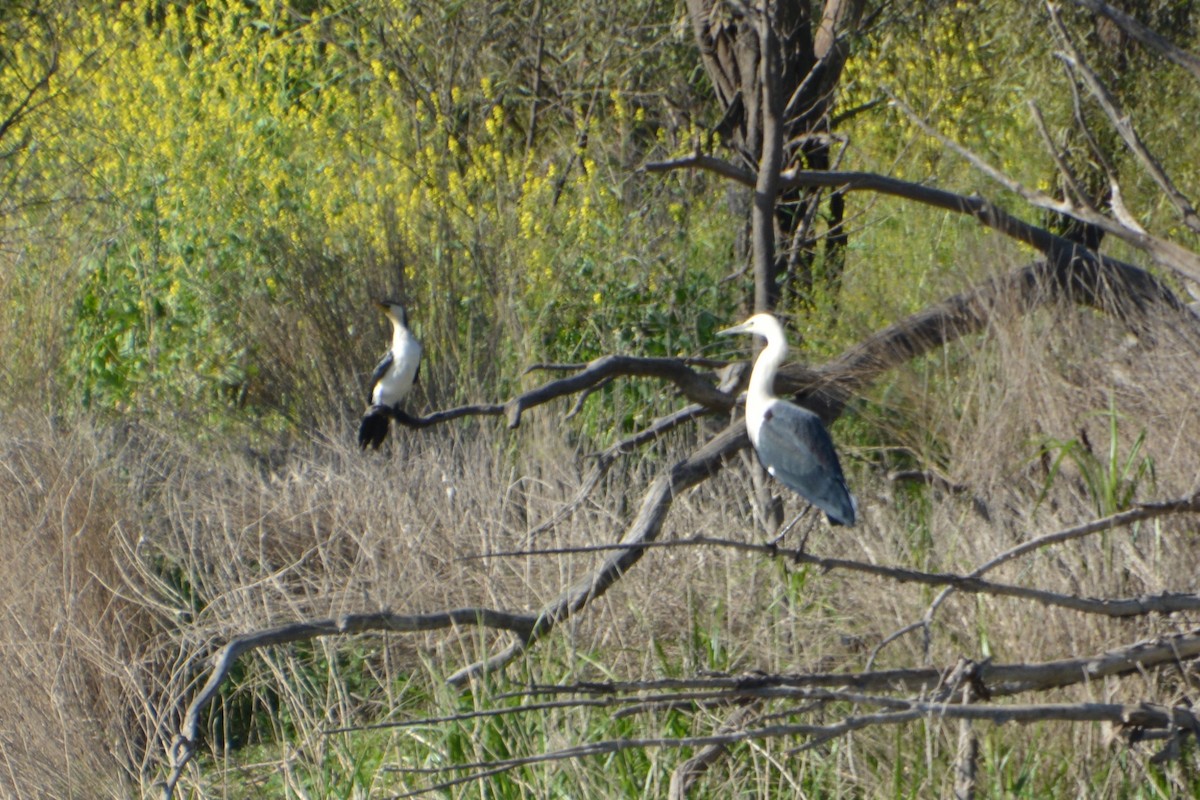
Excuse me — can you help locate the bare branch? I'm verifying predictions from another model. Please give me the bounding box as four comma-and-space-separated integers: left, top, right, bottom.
518, 627, 1200, 700
1071, 0, 1200, 82
648, 152, 1194, 341
469, 529, 1200, 619
1047, 3, 1200, 234
386, 697, 1200, 796
564, 375, 612, 420
161, 608, 537, 799
389, 354, 733, 431
642, 151, 756, 185
1027, 99, 1096, 214
887, 91, 1200, 283
888, 495, 1200, 660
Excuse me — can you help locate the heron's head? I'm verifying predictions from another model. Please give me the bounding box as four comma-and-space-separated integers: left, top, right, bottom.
717, 313, 784, 341
375, 299, 409, 328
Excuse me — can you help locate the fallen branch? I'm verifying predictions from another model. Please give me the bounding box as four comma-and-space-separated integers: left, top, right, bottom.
870, 495, 1200, 663
467, 525, 1200, 619
491, 626, 1200, 700
384, 695, 1200, 797
160, 607, 537, 799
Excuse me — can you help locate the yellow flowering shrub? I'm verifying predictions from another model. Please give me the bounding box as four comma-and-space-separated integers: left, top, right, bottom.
4, 0, 726, 421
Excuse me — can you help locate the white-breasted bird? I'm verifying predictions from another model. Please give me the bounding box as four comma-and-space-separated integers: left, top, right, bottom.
718, 313, 857, 526
358, 300, 422, 450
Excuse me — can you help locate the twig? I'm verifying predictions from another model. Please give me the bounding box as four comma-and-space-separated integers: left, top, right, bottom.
524, 362, 587, 373
1027, 99, 1095, 214
564, 375, 612, 420
642, 151, 756, 185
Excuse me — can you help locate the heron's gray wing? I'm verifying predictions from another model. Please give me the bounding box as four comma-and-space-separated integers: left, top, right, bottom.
755, 401, 856, 525
367, 351, 393, 403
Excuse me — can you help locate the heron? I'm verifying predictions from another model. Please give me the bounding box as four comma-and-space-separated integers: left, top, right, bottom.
718, 313, 857, 529
358, 300, 422, 450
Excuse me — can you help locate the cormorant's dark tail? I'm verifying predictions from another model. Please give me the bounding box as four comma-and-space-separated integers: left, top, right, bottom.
358, 410, 390, 450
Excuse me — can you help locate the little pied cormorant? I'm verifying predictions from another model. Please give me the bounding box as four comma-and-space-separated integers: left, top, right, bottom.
358, 300, 422, 450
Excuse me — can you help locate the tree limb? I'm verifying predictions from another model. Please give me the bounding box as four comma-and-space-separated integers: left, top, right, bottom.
1047, 2, 1200, 234
1071, 0, 1200, 82
469, 527, 1200, 620
887, 90, 1200, 283
161, 607, 538, 799
387, 355, 733, 431
386, 695, 1200, 797
513, 626, 1200, 700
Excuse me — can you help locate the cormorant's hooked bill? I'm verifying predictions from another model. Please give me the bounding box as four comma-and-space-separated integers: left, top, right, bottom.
358, 299, 422, 450
718, 313, 856, 527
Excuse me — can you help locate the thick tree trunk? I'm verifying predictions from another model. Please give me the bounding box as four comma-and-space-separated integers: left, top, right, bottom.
684, 0, 862, 310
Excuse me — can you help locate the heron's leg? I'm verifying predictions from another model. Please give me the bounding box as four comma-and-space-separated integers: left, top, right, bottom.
793, 512, 821, 558
768, 504, 812, 546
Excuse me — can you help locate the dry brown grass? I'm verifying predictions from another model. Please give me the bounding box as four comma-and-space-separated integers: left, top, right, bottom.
3, 296, 1200, 797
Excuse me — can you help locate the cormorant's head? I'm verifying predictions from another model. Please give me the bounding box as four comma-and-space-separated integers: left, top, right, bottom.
375, 299, 409, 329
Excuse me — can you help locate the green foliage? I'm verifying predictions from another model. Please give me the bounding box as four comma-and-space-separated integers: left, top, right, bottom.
4, 0, 731, 429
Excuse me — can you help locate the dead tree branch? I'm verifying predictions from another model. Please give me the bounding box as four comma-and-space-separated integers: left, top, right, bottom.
161, 607, 537, 799
645, 153, 1193, 339
1070, 0, 1200, 82
873, 496, 1200, 662
387, 354, 733, 430
1047, 2, 1200, 234
469, 521, 1200, 620
886, 90, 1200, 283
386, 694, 1200, 797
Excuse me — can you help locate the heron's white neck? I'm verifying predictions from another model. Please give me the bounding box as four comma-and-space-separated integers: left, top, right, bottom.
745, 326, 788, 440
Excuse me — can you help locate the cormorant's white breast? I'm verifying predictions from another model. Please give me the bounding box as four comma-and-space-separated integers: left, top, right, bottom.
718, 313, 856, 526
